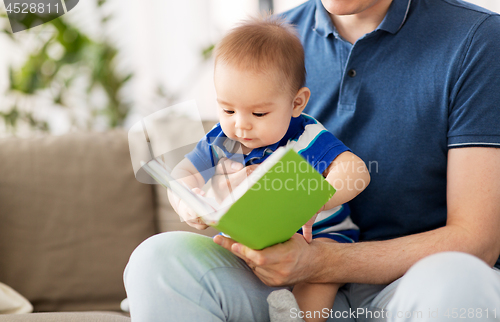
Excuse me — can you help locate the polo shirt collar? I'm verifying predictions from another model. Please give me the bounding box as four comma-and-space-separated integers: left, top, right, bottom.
314, 0, 336, 37
313, 0, 412, 38
378, 0, 412, 34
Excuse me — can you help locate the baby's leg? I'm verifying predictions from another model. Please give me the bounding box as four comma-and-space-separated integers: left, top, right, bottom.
292, 237, 341, 322
292, 282, 340, 322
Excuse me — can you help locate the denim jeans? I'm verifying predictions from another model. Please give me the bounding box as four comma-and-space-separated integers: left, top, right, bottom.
124, 231, 500, 322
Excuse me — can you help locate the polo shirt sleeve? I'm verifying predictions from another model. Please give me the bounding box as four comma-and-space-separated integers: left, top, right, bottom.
185, 125, 221, 183
294, 122, 351, 175
447, 15, 500, 149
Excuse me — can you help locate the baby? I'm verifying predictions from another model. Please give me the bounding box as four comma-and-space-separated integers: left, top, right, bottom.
168, 16, 370, 322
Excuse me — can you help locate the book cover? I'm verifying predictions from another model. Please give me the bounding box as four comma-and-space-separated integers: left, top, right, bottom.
213, 148, 336, 249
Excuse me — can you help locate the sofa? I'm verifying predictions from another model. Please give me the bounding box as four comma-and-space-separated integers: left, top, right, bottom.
0, 123, 218, 321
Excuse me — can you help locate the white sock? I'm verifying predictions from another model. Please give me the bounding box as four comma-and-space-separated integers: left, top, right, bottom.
267, 289, 305, 322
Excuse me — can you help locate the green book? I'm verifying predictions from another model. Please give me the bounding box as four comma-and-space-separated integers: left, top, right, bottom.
143, 146, 336, 249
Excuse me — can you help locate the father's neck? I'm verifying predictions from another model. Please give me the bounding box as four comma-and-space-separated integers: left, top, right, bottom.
329, 0, 393, 44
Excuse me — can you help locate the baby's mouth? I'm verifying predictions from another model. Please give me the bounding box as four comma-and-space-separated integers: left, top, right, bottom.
236, 136, 252, 141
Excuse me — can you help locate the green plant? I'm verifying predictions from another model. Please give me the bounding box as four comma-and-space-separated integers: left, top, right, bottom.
0, 0, 132, 134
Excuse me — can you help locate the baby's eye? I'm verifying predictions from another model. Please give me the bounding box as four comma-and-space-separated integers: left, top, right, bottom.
253, 113, 267, 117
223, 110, 234, 115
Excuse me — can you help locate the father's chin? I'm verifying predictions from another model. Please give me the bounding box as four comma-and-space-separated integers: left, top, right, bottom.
320, 0, 388, 16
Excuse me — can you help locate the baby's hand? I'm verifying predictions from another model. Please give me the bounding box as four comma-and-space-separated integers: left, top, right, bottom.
301, 206, 325, 243
211, 158, 258, 203
178, 188, 209, 230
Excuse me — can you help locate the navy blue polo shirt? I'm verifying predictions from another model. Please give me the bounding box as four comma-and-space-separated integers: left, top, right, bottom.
281, 0, 500, 264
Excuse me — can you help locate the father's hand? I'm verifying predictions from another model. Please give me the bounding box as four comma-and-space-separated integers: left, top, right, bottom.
211, 158, 258, 203
213, 233, 319, 286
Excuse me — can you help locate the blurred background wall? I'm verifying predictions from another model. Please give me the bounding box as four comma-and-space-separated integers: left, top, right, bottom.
0, 0, 498, 137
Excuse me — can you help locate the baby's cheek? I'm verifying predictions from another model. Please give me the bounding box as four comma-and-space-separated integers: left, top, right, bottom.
268, 123, 289, 143
219, 122, 233, 138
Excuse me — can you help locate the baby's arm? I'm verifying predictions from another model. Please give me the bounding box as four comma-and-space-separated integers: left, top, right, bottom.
302, 151, 370, 242
167, 158, 207, 229
321, 151, 370, 211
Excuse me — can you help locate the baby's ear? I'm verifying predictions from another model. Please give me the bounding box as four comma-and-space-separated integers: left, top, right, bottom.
292, 87, 311, 117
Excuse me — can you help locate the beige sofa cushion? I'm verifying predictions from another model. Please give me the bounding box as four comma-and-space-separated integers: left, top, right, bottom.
0, 131, 156, 312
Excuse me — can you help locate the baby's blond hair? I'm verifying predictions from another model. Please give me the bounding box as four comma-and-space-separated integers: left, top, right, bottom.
214, 15, 306, 98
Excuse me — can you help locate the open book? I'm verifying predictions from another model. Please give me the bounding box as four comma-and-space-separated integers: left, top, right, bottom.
143, 146, 336, 249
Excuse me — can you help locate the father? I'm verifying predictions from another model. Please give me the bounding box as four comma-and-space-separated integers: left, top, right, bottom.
124, 0, 500, 321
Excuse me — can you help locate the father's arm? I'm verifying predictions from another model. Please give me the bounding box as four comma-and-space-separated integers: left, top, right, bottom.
214, 147, 500, 286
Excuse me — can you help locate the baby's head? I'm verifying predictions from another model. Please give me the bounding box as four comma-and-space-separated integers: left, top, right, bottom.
214, 16, 310, 154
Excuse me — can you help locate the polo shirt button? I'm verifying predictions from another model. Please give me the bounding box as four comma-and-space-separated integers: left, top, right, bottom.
348, 69, 357, 77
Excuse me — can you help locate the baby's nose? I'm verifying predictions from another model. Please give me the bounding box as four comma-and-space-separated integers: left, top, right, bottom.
235, 116, 252, 130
